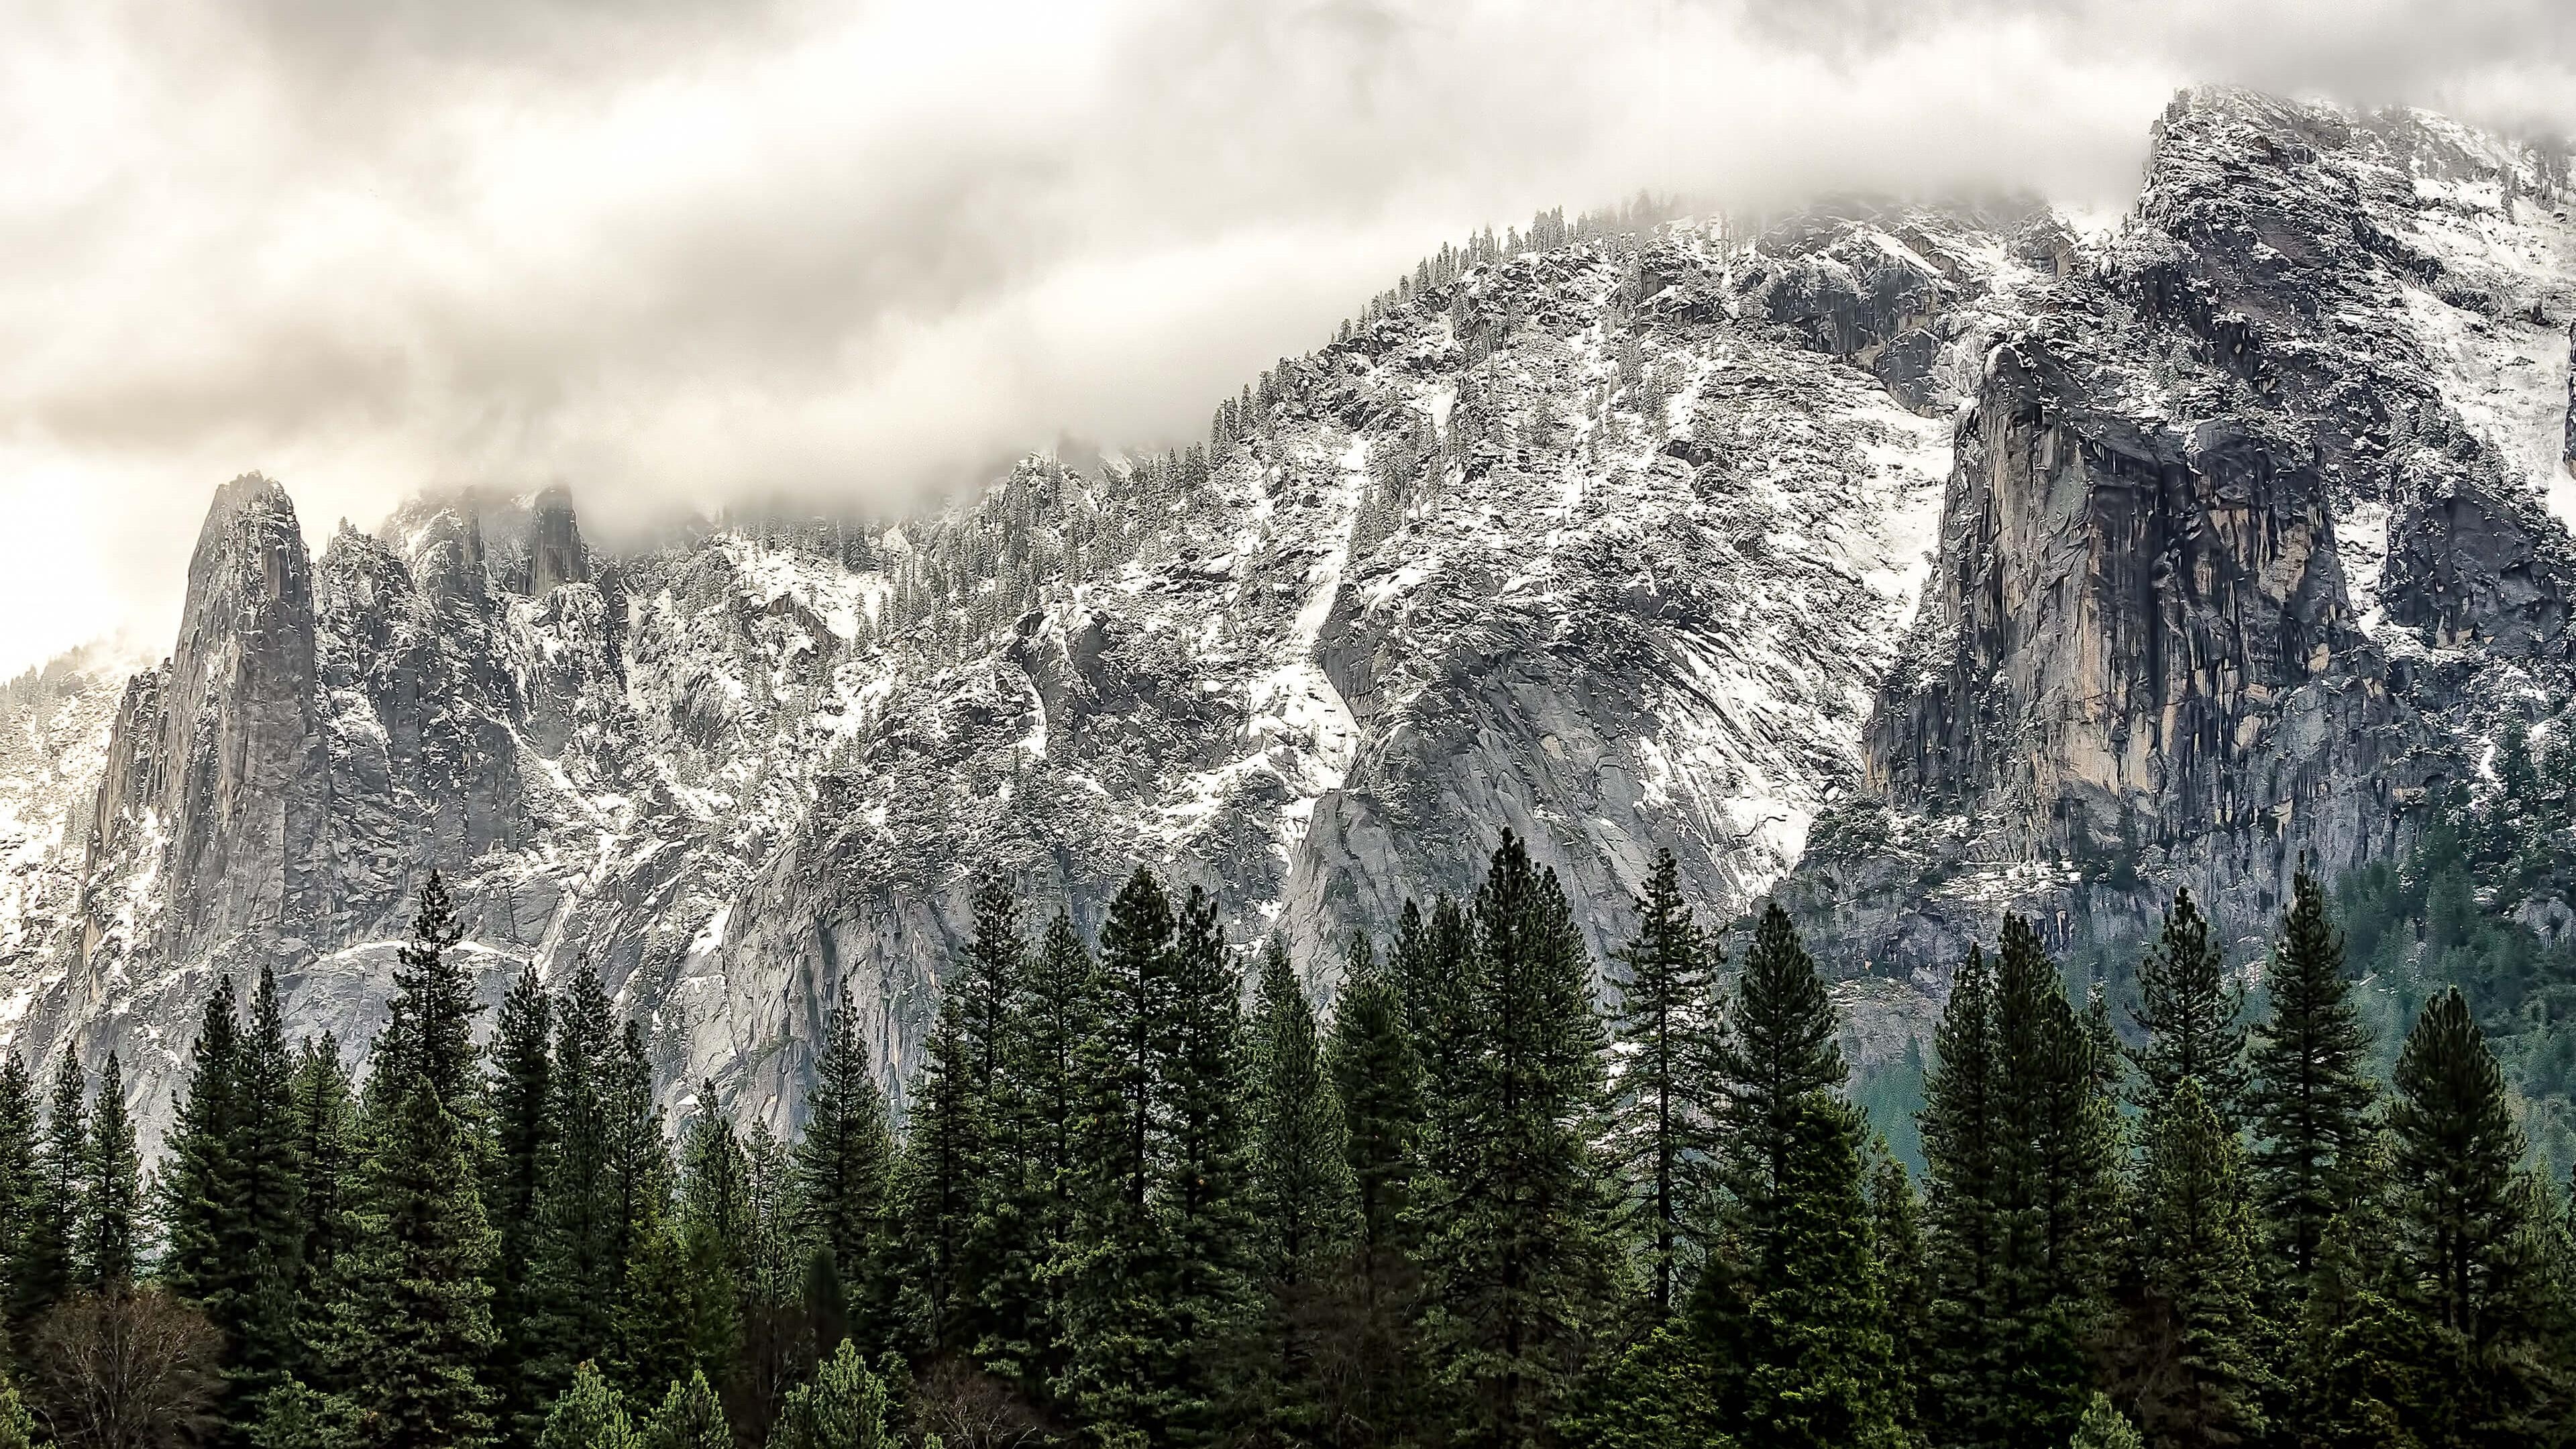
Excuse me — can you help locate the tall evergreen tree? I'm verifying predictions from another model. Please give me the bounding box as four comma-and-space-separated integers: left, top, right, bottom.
80, 1053, 139, 1292
161, 976, 247, 1311
1919, 945, 1998, 1449
1326, 932, 1429, 1442
333, 1062, 501, 1449
2388, 989, 2533, 1348
2247, 869, 2377, 1284
897, 975, 982, 1360
1153, 885, 1256, 1446
286, 1038, 359, 1383
676, 1091, 751, 1393
1606, 852, 1717, 1318
485, 965, 554, 1434
2130, 890, 2248, 1123
1422, 833, 1622, 1447
1736, 1097, 1904, 1449
526, 964, 625, 1412
14, 1053, 86, 1335
234, 969, 309, 1397
2127, 1079, 2267, 1449
0, 1057, 36, 1304
980, 910, 1106, 1395
1868, 1142, 1929, 1438
1710, 902, 1844, 1252
329, 877, 502, 1448
1060, 867, 1183, 1442
790, 985, 895, 1360
1246, 935, 1353, 1439
376, 871, 482, 1114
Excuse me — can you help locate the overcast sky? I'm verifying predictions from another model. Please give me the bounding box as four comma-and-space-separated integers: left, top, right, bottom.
1, 0, 2570, 677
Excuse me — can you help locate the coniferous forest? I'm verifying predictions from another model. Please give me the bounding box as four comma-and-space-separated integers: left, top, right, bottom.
0, 837, 2568, 1449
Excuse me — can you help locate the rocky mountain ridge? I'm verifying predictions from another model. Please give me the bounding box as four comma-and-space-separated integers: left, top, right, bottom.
5, 87, 2573, 1150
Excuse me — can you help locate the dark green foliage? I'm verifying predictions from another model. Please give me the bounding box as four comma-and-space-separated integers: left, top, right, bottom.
896, 978, 983, 1360
638, 1370, 727, 1449
1867, 1142, 1929, 1436
979, 910, 1106, 1393
486, 965, 555, 1430
1326, 932, 1430, 1441
1246, 936, 1354, 1440
1711, 902, 1845, 1250
764, 1340, 891, 1449
791, 985, 896, 1361
255, 1380, 366, 1449
525, 965, 631, 1409
677, 1090, 751, 1391
535, 1364, 636, 1449
286, 1039, 358, 1381
81, 1053, 140, 1292
1733, 1097, 1904, 1449
15, 1053, 85, 1336
1607, 851, 1717, 1318
2129, 888, 2248, 1123
2126, 1079, 2266, 1448
2390, 989, 2532, 1344
328, 877, 502, 1449
2248, 871, 2378, 1284
1422, 833, 1623, 1448
162, 970, 307, 1436
0, 1058, 37, 1307
378, 870, 482, 1112
333, 1061, 501, 1449
1921, 917, 2122, 1449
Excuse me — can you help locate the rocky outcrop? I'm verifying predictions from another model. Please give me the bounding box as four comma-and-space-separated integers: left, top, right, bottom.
7, 89, 2575, 1151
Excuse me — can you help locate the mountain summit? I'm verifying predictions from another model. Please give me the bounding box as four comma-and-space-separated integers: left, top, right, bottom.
5, 87, 2573, 1150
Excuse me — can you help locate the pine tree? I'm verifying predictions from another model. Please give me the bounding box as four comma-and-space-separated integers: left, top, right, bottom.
14, 1053, 85, 1335
2070, 1393, 2143, 1449
377, 871, 482, 1113
896, 976, 981, 1360
2131, 889, 2248, 1122
1325, 932, 1428, 1442
1868, 1142, 1929, 1438
767, 1340, 892, 1449
1737, 1097, 1904, 1449
1246, 935, 1353, 1439
0, 1057, 36, 1304
676, 1092, 750, 1391
1710, 902, 1845, 1254
0, 1369, 38, 1449
535, 1362, 638, 1449
952, 875, 1025, 1356
526, 964, 626, 1411
1153, 885, 1256, 1446
1422, 833, 1622, 1447
2389, 989, 2532, 1346
1607, 851, 1717, 1318
2247, 868, 2378, 1283
1393, 896, 1476, 1191
286, 1038, 358, 1383
790, 986, 894, 1360
1993, 914, 2121, 1449
161, 976, 247, 1313
2127, 1078, 2267, 1448
1919, 945, 1997, 1449
1060, 867, 1183, 1441
233, 969, 309, 1398
486, 965, 554, 1432
80, 1053, 139, 1292
980, 910, 1106, 1394
638, 1369, 728, 1449
333, 1062, 500, 1449
329, 878, 502, 1448
604, 1025, 684, 1406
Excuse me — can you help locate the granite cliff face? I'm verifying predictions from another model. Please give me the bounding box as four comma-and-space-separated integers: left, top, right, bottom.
4, 88, 2574, 1145
1788, 91, 2576, 979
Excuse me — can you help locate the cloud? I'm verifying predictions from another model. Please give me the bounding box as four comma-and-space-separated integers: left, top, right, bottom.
0, 0, 2567, 674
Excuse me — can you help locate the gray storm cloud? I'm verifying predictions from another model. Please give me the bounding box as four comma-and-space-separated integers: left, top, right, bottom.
0, 0, 2569, 674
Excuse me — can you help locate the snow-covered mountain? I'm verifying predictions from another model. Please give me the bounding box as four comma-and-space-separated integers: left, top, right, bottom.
7, 87, 2573, 1149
